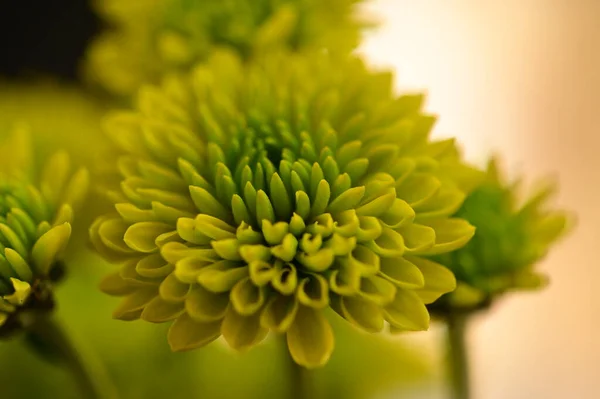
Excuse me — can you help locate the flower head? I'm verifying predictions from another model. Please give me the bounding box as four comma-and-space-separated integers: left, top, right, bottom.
432, 158, 574, 311
86, 0, 370, 95
91, 51, 477, 367
0, 127, 89, 337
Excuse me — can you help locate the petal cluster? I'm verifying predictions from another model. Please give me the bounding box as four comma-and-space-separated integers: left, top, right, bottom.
92, 51, 475, 367
434, 158, 573, 309
85, 0, 368, 95
0, 129, 89, 335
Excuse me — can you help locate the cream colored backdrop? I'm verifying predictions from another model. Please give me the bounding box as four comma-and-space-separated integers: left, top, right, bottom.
360, 1, 599, 398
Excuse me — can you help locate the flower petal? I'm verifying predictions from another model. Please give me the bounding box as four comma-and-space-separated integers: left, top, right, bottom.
418, 219, 475, 255
159, 274, 191, 303
189, 186, 232, 223
398, 223, 436, 253
296, 248, 335, 272
185, 285, 229, 322
99, 272, 136, 296
379, 257, 425, 289
4, 249, 32, 282
31, 222, 71, 275
197, 262, 248, 292
365, 226, 405, 258
168, 313, 222, 351
261, 220, 289, 245
124, 222, 173, 253
408, 256, 457, 304
355, 216, 382, 242
211, 238, 243, 261
270, 234, 299, 262
136, 254, 174, 279
97, 217, 134, 255
396, 173, 441, 207
113, 287, 157, 320
357, 275, 397, 306
62, 168, 90, 210
141, 297, 185, 323
160, 242, 218, 264
174, 256, 211, 283
239, 244, 271, 263
326, 186, 365, 214
221, 307, 268, 352
249, 261, 278, 286
380, 199, 415, 229
0, 224, 27, 259
335, 296, 384, 333
355, 190, 395, 218
286, 306, 334, 368
297, 274, 330, 309
414, 186, 465, 219
383, 288, 430, 331
3, 278, 31, 306
271, 263, 298, 295
231, 277, 266, 315
260, 294, 299, 333
195, 214, 236, 240
329, 260, 361, 295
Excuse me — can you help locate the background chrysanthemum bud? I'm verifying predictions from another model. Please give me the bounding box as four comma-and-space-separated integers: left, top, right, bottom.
0, 81, 112, 261
85, 0, 371, 96
432, 158, 574, 311
0, 127, 89, 336
91, 50, 477, 368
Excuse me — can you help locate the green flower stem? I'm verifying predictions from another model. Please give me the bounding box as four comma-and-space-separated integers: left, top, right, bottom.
30, 316, 118, 399
447, 313, 470, 399
284, 336, 311, 399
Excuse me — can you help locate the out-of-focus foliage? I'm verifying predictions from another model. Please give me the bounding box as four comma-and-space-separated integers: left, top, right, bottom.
85, 0, 372, 96
434, 158, 574, 310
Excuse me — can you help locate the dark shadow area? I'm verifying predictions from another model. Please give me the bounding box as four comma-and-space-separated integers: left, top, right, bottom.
0, 0, 99, 80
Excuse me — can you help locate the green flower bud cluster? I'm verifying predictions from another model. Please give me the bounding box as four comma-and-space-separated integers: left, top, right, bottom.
86, 0, 368, 96
433, 158, 573, 311
91, 50, 479, 367
0, 128, 89, 336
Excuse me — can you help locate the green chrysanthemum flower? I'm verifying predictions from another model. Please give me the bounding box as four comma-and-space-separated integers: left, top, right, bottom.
0, 128, 89, 336
91, 50, 477, 368
433, 158, 574, 311
86, 0, 369, 96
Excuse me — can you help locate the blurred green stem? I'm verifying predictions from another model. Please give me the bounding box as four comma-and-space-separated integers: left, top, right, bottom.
30, 316, 118, 399
283, 336, 310, 399
447, 313, 470, 399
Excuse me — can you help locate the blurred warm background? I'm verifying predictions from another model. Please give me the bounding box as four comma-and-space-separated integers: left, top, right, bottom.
360, 1, 599, 398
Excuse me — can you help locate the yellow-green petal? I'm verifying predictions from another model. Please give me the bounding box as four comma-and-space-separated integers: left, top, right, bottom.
141, 297, 185, 323
287, 306, 334, 368
221, 307, 268, 352
168, 313, 222, 351
31, 222, 71, 275
383, 289, 430, 331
